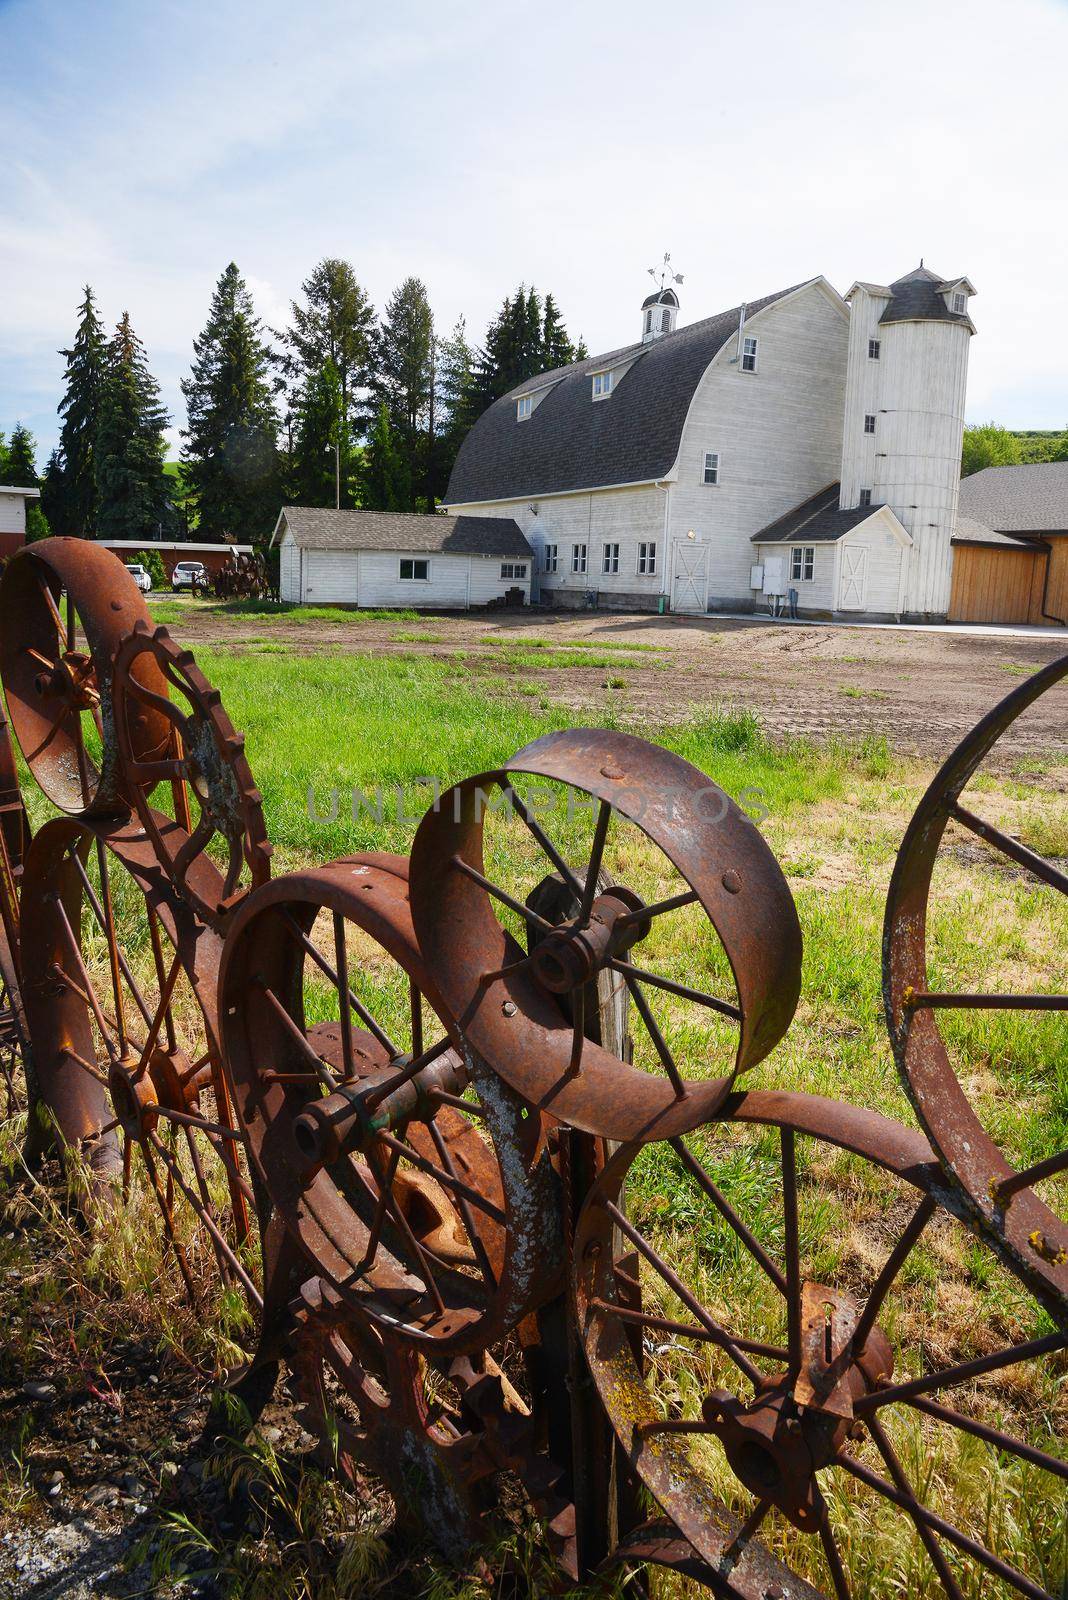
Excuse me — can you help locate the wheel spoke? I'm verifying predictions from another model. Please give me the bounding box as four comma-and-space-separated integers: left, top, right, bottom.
601, 1198, 763, 1387
449, 854, 556, 935
816, 1498, 852, 1600
866, 1413, 966, 1599
781, 1127, 802, 1378
376, 1131, 508, 1227
148, 1130, 262, 1308
354, 1145, 401, 1277
427, 1117, 498, 1290
152, 1102, 242, 1140
588, 1297, 787, 1361
950, 802, 1068, 896
368, 1144, 446, 1317
140, 1137, 198, 1304
256, 982, 339, 1092
36, 574, 66, 638
853, 1196, 937, 1355
578, 800, 613, 925
610, 957, 741, 1020
70, 852, 156, 1034
172, 811, 215, 891
903, 1393, 1068, 1482
614, 888, 699, 932
621, 967, 687, 1097
277, 908, 400, 1058
333, 913, 355, 1082
362, 1033, 453, 1112
500, 785, 584, 897
671, 1136, 788, 1294
854, 1331, 1067, 1414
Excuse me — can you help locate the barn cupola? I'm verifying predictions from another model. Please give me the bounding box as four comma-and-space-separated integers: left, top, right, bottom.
642, 252, 684, 342
641, 287, 679, 342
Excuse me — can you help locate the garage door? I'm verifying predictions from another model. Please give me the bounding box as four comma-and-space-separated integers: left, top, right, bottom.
304, 551, 358, 604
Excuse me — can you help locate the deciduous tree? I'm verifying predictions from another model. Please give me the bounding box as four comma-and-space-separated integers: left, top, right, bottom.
961, 422, 1022, 477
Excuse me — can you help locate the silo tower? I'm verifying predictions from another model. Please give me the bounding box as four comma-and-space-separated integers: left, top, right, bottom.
839, 265, 975, 618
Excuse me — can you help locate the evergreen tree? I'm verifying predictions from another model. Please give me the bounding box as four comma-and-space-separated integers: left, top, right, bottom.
4, 423, 38, 487
433, 317, 476, 495
542, 294, 583, 369
291, 359, 349, 507
360, 402, 410, 511
286, 259, 376, 450
39, 448, 69, 539
181, 263, 280, 543
96, 314, 172, 540
377, 277, 434, 508
465, 285, 584, 424
55, 286, 107, 536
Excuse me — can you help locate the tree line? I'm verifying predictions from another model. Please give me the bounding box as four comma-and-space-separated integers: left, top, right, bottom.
961, 421, 1068, 476
12, 262, 586, 547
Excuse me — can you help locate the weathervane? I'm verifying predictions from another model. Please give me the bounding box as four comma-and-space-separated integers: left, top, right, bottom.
648, 252, 685, 294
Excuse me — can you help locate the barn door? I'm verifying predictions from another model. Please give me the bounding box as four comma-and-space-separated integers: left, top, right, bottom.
838, 546, 868, 611
671, 540, 709, 614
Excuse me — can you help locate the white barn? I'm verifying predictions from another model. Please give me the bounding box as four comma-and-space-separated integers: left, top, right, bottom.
443, 265, 976, 621
272, 507, 533, 609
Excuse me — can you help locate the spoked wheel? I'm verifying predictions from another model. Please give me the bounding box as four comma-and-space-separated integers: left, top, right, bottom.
0, 538, 170, 815
884, 653, 1068, 1323
0, 924, 32, 1144
574, 1092, 1067, 1600
291, 1276, 576, 1572
411, 728, 801, 1143
19, 813, 262, 1320
218, 855, 564, 1356
112, 623, 272, 926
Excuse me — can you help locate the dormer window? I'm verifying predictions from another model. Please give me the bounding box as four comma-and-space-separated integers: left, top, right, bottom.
951, 292, 967, 315
741, 336, 758, 373
516, 394, 533, 421
591, 370, 613, 401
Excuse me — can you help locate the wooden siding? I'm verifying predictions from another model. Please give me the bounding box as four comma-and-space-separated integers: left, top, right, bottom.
1043, 538, 1068, 623
277, 535, 532, 610
280, 534, 300, 602
948, 544, 1047, 624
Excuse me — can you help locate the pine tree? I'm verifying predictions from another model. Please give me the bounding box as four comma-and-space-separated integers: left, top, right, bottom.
96, 314, 172, 540
4, 423, 38, 487
56, 286, 106, 536
181, 263, 280, 543
39, 448, 68, 540
433, 317, 475, 495
291, 359, 348, 507
377, 277, 434, 509
286, 259, 376, 448
542, 294, 582, 369
360, 402, 410, 511
464, 285, 584, 427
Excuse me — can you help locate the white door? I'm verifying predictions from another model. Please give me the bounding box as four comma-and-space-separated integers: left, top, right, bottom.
838, 546, 868, 611
671, 540, 709, 614
304, 550, 358, 604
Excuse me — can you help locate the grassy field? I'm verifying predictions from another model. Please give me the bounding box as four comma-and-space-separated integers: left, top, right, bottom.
7, 642, 1066, 1599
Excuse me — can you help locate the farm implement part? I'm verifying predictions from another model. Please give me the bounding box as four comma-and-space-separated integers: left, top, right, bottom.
112, 621, 272, 927
0, 691, 33, 1133
885, 652, 1068, 1324
214, 549, 269, 600
0, 537, 1063, 1599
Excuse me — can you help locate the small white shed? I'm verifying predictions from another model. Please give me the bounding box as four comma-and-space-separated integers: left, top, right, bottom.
752, 485, 912, 617
271, 507, 533, 610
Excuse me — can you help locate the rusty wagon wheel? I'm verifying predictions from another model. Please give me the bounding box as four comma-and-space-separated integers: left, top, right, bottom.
0, 696, 35, 1139
112, 623, 272, 927
0, 538, 170, 816
884, 653, 1068, 1326
218, 855, 564, 1356
410, 728, 801, 1144
573, 1091, 1067, 1600
19, 812, 263, 1319
290, 1275, 577, 1573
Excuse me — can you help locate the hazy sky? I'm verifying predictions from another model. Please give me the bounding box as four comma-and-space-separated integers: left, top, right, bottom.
2, 0, 1067, 464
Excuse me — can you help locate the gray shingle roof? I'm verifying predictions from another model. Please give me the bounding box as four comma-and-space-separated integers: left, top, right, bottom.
951, 516, 1043, 549
444, 282, 810, 505
277, 507, 531, 558
957, 463, 1068, 534
879, 265, 973, 330
750, 483, 887, 544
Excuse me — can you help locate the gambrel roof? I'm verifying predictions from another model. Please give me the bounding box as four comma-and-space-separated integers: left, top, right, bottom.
958, 463, 1068, 534
272, 506, 530, 557
444, 281, 817, 506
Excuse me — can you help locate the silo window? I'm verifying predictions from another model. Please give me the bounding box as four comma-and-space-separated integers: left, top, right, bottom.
868, 338, 880, 360
859, 489, 872, 507
864, 414, 876, 435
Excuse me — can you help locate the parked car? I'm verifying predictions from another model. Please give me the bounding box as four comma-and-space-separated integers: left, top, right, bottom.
125, 563, 152, 593
172, 560, 208, 590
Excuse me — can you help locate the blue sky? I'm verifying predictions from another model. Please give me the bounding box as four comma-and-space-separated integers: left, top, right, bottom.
2, 0, 1067, 465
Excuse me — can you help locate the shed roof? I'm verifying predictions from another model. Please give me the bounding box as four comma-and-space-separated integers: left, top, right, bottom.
274, 507, 531, 558
957, 462, 1068, 534
751, 483, 890, 544
951, 517, 1043, 549
444, 280, 818, 505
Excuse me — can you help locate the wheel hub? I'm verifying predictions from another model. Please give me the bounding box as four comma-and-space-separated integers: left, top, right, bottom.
108, 1053, 160, 1138
529, 887, 649, 993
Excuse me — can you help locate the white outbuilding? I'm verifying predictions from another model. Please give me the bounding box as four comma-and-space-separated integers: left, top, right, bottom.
271, 506, 533, 609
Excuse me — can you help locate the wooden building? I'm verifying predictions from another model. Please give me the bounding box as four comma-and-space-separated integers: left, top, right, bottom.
0, 484, 40, 561
949, 464, 1068, 626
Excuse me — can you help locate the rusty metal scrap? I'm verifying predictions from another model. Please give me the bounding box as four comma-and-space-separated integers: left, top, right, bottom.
0, 538, 1064, 1598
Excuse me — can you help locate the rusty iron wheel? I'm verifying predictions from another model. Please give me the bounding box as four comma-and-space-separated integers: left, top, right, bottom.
0, 539, 170, 816
0, 696, 34, 1137
410, 728, 801, 1144
219, 855, 564, 1355
19, 812, 263, 1316
112, 622, 272, 927
290, 1275, 577, 1573
884, 653, 1068, 1326
574, 1091, 1067, 1599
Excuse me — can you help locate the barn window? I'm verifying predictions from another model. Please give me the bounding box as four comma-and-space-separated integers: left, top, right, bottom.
868, 338, 880, 360
602, 543, 620, 575
703, 452, 720, 485
501, 563, 527, 580
859, 488, 872, 507
400, 558, 430, 581
951, 292, 967, 314
591, 371, 613, 401
637, 542, 657, 576
741, 336, 758, 372
864, 414, 876, 435
572, 543, 587, 574
516, 394, 533, 421
791, 545, 815, 581
543, 544, 558, 574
